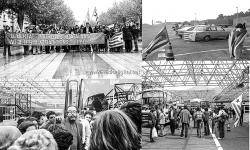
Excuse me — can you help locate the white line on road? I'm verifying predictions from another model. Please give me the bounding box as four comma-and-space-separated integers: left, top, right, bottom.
209, 125, 223, 150
175, 49, 227, 57
175, 47, 250, 57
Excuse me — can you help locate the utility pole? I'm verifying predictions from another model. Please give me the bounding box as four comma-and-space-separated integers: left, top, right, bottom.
236, 6, 239, 25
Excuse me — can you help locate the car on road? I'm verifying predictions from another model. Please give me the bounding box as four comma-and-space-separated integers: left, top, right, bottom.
176, 26, 194, 38
183, 25, 230, 42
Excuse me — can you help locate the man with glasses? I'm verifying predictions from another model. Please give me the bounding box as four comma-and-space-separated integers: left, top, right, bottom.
62, 106, 84, 150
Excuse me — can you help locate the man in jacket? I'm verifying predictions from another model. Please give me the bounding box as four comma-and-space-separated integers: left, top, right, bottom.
122, 22, 133, 53
168, 106, 178, 135
179, 105, 192, 138
62, 106, 83, 150
83, 22, 93, 52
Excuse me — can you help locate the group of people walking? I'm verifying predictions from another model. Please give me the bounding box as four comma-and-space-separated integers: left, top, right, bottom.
0, 102, 142, 150
142, 104, 236, 142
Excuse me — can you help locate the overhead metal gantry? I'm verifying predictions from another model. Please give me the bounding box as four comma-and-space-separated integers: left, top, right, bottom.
213, 66, 249, 102
168, 90, 217, 102
105, 83, 142, 109
0, 78, 66, 103
142, 60, 249, 102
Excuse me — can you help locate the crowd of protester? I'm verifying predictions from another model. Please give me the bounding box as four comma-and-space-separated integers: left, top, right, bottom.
0, 102, 141, 150
142, 103, 239, 142
1, 21, 141, 56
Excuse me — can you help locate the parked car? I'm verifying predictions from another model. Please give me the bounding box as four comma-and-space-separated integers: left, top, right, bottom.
176, 26, 194, 38
183, 25, 230, 41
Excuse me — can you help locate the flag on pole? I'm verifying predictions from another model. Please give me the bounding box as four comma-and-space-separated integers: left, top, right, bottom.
142, 25, 170, 60
231, 94, 243, 127
228, 28, 247, 58
93, 7, 98, 22
86, 8, 90, 23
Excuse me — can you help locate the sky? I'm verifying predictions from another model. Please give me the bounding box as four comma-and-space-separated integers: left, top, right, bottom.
63, 0, 124, 25
143, 0, 250, 24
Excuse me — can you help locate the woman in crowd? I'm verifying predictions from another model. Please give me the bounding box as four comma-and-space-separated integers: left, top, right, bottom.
8, 129, 58, 150
89, 110, 140, 150
159, 108, 166, 136
0, 126, 22, 150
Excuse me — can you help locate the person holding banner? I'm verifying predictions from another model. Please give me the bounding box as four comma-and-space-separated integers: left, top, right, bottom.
122, 22, 133, 53
131, 24, 140, 52
83, 22, 93, 52
3, 26, 11, 57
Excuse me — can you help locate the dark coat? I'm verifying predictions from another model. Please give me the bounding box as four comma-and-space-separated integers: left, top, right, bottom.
168, 109, 178, 120
62, 118, 83, 150
122, 26, 133, 41
83, 27, 93, 34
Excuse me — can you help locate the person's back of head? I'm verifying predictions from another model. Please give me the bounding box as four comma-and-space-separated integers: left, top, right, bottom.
0, 126, 21, 150
8, 129, 58, 150
47, 124, 73, 150
18, 120, 37, 134
89, 110, 140, 150
120, 102, 142, 134
196, 107, 201, 111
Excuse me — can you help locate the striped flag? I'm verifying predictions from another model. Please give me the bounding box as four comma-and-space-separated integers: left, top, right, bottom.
142, 25, 170, 60
231, 94, 243, 127
228, 28, 247, 58
108, 32, 124, 48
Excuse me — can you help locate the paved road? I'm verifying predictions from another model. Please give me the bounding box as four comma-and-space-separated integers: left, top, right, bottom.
142, 115, 249, 150
143, 23, 250, 60
142, 123, 217, 150
0, 47, 142, 80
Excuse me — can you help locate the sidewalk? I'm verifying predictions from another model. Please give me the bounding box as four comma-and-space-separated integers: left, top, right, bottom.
0, 46, 24, 58
142, 121, 217, 150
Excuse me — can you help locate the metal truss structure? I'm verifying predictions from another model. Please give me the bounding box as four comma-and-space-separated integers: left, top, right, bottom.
105, 83, 141, 109
142, 60, 249, 102
167, 90, 217, 103
0, 78, 66, 104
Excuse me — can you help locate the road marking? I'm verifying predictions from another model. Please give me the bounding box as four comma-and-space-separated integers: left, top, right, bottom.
175, 47, 250, 57
175, 49, 228, 56
209, 125, 223, 150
